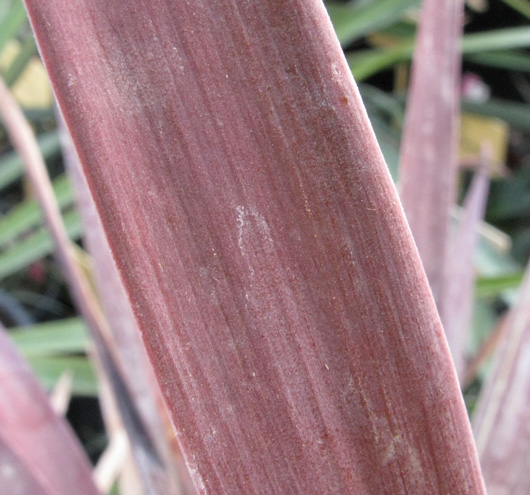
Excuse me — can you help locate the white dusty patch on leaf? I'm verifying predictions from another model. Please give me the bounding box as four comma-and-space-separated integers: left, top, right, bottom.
236, 205, 274, 280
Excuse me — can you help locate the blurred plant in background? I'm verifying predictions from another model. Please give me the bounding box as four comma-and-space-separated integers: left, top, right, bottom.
1, 0, 530, 493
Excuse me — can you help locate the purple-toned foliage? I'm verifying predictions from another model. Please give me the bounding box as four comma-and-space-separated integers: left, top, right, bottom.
399, 0, 464, 306
22, 0, 485, 493
444, 164, 490, 380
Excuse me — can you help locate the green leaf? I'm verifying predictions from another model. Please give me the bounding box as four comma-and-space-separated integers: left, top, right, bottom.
0, 0, 27, 56
0, 174, 75, 248
348, 42, 414, 81
9, 317, 90, 356
326, 0, 419, 47
0, 131, 61, 190
462, 27, 530, 54
462, 98, 530, 133
27, 355, 98, 396
501, 0, 530, 18
9, 318, 95, 396
0, 208, 83, 279
2, 35, 39, 87
349, 27, 530, 81
467, 50, 530, 73
476, 273, 525, 297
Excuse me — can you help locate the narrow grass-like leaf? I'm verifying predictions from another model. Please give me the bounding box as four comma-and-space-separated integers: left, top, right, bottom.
349, 27, 530, 81
9, 317, 89, 356
462, 26, 530, 53
3, 34, 38, 87
398, 0, 464, 304
476, 272, 525, 297
467, 50, 530, 73
501, 0, 530, 17
0, 0, 26, 56
0, 130, 60, 190
0, 174, 75, 247
26, 1, 486, 493
0, 208, 82, 279
473, 262, 530, 494
27, 354, 98, 396
364, 23, 530, 96
463, 98, 530, 133
0, 322, 99, 493
348, 42, 414, 81
326, 0, 419, 48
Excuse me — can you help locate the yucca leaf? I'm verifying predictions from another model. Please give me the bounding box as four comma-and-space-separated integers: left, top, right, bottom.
63, 117, 194, 493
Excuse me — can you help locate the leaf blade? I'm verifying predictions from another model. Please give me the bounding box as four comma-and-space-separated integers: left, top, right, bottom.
25, 1, 486, 493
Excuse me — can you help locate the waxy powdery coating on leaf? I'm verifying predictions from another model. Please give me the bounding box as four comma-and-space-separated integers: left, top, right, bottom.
24, 1, 485, 493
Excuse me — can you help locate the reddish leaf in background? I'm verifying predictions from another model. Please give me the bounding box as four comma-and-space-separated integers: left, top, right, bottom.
398, 0, 464, 305
25, 1, 485, 493
444, 162, 490, 381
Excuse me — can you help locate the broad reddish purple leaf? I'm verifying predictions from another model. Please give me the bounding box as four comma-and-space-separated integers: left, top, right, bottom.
0, 323, 99, 495
398, 0, 464, 304
25, 1, 485, 493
